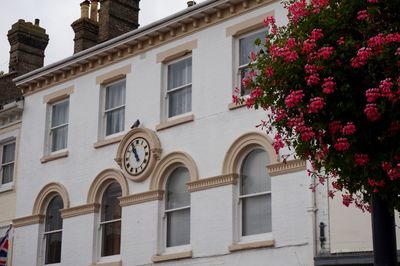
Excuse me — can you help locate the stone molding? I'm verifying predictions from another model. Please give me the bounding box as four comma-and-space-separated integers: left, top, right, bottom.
187, 173, 238, 192
13, 214, 45, 228
32, 182, 70, 215
228, 239, 275, 252
95, 64, 131, 85
42, 86, 74, 103
90, 261, 121, 266
93, 134, 123, 149
156, 40, 198, 63
40, 150, 69, 164
119, 190, 164, 207
152, 251, 192, 263
226, 10, 274, 36
267, 159, 306, 177
17, 0, 277, 95
60, 203, 100, 219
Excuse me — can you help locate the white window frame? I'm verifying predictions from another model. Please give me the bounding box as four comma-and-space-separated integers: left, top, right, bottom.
47, 98, 69, 154
235, 28, 265, 97
235, 149, 273, 244
164, 55, 193, 120
99, 79, 126, 139
0, 138, 16, 192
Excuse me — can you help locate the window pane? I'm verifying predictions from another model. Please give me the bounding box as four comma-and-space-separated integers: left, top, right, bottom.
101, 183, 122, 222
167, 208, 190, 247
106, 107, 125, 136
105, 81, 126, 110
51, 125, 68, 152
168, 86, 191, 118
239, 31, 265, 66
240, 149, 270, 195
168, 57, 192, 90
101, 221, 121, 257
2, 142, 15, 164
166, 167, 190, 210
242, 194, 271, 236
51, 100, 69, 127
45, 196, 64, 232
45, 231, 62, 264
1, 163, 14, 184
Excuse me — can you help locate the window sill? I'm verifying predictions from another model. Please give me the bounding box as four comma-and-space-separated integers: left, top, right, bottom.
228, 101, 246, 110
152, 251, 192, 263
40, 151, 69, 164
156, 114, 194, 131
90, 261, 121, 266
94, 135, 124, 149
228, 239, 275, 252
0, 184, 14, 193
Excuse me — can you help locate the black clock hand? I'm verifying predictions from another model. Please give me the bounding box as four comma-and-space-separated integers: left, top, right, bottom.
132, 147, 140, 162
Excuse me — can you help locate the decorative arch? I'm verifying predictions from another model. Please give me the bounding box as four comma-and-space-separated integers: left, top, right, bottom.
150, 151, 199, 190
222, 132, 278, 174
87, 168, 129, 204
32, 182, 70, 215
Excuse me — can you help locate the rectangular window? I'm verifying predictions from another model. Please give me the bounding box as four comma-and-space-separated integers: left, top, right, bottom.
238, 30, 264, 96
167, 56, 192, 118
1, 141, 15, 185
50, 99, 69, 153
104, 80, 126, 136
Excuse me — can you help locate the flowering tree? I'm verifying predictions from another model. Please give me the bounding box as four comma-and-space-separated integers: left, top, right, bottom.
237, 0, 400, 213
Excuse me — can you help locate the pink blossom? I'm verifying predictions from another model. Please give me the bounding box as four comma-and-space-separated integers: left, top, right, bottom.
287, 0, 309, 24
342, 122, 356, 135
364, 103, 381, 121
273, 134, 285, 154
316, 46, 335, 60
328, 190, 335, 199
329, 121, 342, 134
357, 10, 369, 21
382, 161, 392, 171
354, 154, 369, 166
250, 87, 263, 98
285, 90, 305, 108
387, 168, 400, 181
322, 77, 336, 94
342, 194, 352, 207
304, 64, 324, 74
265, 67, 274, 77
310, 28, 324, 41
396, 48, 400, 56
308, 97, 325, 113
302, 39, 317, 54
311, 0, 329, 11
332, 181, 342, 190
368, 0, 378, 3
300, 127, 316, 142
351, 47, 373, 68
263, 16, 276, 27
334, 138, 350, 152
367, 34, 385, 49
273, 108, 288, 123
365, 88, 380, 102
284, 50, 299, 62
306, 74, 320, 86
250, 51, 256, 61
379, 78, 394, 101
337, 36, 345, 45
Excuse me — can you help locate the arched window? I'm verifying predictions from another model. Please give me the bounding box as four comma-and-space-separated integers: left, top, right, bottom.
100, 183, 122, 257
165, 167, 191, 247
44, 195, 63, 264
240, 149, 271, 236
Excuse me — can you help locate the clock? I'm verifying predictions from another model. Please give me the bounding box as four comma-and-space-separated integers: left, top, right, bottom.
115, 128, 162, 182
124, 137, 150, 176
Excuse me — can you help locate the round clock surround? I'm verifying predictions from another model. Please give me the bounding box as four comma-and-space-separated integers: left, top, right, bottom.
115, 128, 162, 182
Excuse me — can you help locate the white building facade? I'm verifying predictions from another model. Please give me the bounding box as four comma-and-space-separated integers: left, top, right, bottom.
11, 0, 328, 265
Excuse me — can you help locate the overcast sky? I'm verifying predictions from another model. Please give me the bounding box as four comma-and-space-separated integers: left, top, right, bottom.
0, 0, 206, 72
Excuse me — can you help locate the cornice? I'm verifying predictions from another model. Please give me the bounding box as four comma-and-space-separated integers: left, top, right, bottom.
16, 0, 275, 96
267, 159, 306, 177
187, 173, 238, 192
119, 190, 164, 207
13, 214, 44, 228
60, 203, 100, 219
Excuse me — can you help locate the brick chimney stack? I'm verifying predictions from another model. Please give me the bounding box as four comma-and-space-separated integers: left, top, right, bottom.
7, 19, 49, 75
187, 1, 197, 7
98, 0, 140, 43
71, 0, 99, 54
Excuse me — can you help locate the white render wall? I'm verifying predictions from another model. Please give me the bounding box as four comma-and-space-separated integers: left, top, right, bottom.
13, 2, 317, 266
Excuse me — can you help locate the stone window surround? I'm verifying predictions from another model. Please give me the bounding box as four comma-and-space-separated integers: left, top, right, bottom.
226, 10, 275, 110
156, 40, 197, 131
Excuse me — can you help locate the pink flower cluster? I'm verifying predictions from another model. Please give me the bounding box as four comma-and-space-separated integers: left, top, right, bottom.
269, 41, 299, 63
357, 10, 369, 21
273, 134, 285, 154
306, 74, 320, 86
364, 103, 381, 121
354, 153, 369, 166
308, 97, 325, 113
316, 46, 335, 60
285, 90, 305, 108
342, 122, 356, 135
368, 178, 385, 193
322, 77, 336, 94
351, 47, 373, 68
342, 194, 353, 207
334, 138, 350, 152
287, 0, 309, 24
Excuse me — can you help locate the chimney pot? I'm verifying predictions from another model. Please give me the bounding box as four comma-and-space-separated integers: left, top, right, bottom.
80, 0, 90, 18
34, 19, 40, 26
187, 1, 196, 7
90, 0, 99, 22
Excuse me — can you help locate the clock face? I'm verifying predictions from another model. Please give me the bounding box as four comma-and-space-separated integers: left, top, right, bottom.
123, 137, 151, 176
